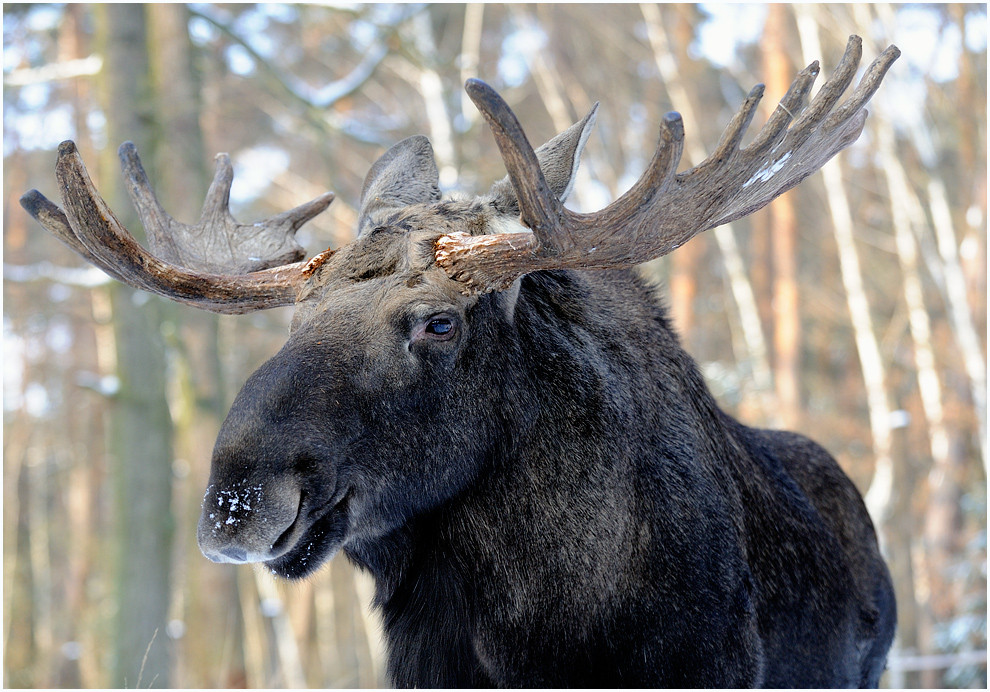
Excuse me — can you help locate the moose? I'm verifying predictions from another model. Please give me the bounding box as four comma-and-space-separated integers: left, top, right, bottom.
23, 36, 899, 688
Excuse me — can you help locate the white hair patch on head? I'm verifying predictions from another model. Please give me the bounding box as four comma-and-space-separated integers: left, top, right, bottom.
440, 190, 473, 203
489, 215, 531, 235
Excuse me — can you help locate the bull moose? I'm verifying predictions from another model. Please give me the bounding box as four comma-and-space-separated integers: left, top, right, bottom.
23, 36, 899, 688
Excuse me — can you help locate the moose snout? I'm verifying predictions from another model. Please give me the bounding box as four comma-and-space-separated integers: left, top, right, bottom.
197, 478, 302, 564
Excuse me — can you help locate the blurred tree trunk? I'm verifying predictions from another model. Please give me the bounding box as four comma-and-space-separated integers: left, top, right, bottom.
795, 11, 907, 684
3, 431, 37, 688
145, 4, 248, 687
56, 7, 95, 687
403, 12, 458, 187
794, 7, 895, 526
872, 3, 987, 476
330, 558, 363, 686
951, 4, 988, 345
665, 5, 705, 347
95, 5, 175, 687
872, 111, 964, 685
928, 172, 988, 469
763, 5, 801, 428
458, 4, 484, 131
640, 2, 776, 424
749, 213, 773, 359
951, 4, 982, 199
3, 52, 40, 692
877, 121, 959, 686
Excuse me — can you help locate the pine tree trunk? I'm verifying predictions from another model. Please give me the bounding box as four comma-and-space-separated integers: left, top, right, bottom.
763, 5, 802, 428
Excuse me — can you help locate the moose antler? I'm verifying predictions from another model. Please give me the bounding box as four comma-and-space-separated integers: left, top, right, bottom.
436, 35, 900, 293
20, 140, 334, 314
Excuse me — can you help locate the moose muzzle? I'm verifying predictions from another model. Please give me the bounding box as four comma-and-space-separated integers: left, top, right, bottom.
197, 477, 302, 564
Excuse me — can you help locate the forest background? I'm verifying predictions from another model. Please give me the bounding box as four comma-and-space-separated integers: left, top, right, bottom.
3, 3, 986, 688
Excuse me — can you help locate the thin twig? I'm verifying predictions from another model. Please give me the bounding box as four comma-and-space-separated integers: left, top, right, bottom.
187, 5, 423, 143
188, 7, 393, 107
135, 627, 159, 689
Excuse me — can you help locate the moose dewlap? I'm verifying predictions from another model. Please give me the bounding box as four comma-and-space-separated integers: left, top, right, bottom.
24, 36, 899, 688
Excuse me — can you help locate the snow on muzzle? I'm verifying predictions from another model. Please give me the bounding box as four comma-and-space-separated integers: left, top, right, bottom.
197, 477, 302, 564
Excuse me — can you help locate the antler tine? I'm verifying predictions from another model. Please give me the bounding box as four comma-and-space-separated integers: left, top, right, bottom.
788, 35, 863, 142
20, 188, 130, 284
743, 59, 820, 156
201, 151, 236, 226
118, 141, 183, 262
702, 84, 766, 172
437, 37, 899, 294
823, 43, 901, 132
462, 80, 685, 256
267, 190, 337, 233
580, 112, 685, 238
23, 140, 313, 314
464, 79, 570, 252
195, 149, 336, 240
118, 141, 333, 274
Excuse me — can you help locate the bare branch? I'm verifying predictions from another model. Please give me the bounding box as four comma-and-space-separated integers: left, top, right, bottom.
187, 5, 415, 110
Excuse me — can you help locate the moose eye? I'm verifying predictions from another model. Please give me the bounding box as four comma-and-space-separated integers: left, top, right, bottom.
409, 314, 459, 347
425, 317, 454, 338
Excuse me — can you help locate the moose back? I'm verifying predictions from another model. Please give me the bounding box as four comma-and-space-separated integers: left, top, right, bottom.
23, 36, 899, 688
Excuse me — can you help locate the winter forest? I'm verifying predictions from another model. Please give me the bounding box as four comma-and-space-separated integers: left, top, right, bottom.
2, 2, 986, 688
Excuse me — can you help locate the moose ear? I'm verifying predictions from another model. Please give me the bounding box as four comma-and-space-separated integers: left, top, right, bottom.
358, 135, 441, 235
488, 104, 598, 214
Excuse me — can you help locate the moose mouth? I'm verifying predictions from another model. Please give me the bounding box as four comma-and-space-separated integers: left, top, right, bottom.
266, 490, 352, 579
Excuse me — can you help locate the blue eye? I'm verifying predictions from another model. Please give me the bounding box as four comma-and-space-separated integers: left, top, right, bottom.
411, 314, 458, 345
426, 318, 453, 336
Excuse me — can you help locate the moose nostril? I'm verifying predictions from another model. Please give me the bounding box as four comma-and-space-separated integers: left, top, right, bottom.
220, 546, 248, 563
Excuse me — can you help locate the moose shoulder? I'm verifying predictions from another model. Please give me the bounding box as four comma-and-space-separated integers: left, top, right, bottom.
23, 36, 899, 688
